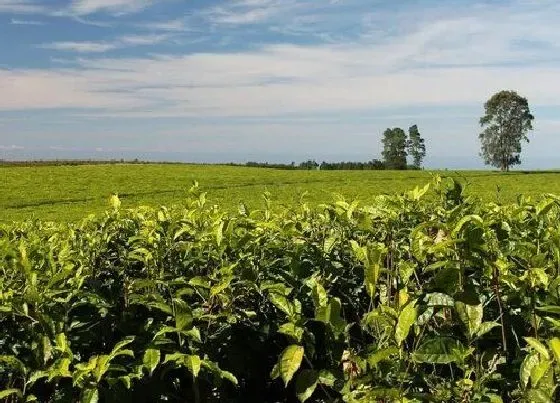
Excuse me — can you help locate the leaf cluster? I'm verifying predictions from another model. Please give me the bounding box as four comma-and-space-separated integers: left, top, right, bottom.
1, 180, 560, 402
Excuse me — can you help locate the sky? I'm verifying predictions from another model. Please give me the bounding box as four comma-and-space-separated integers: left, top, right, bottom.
1, 0, 560, 168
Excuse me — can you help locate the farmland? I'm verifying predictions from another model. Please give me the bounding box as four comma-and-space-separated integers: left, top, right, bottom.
3, 163, 560, 222
2, 174, 560, 402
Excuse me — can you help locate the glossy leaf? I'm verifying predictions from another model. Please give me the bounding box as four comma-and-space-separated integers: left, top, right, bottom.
395, 300, 417, 345
278, 345, 304, 386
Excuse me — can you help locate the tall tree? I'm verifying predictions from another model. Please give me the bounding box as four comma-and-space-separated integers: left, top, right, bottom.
479, 90, 534, 171
407, 124, 426, 169
381, 127, 407, 169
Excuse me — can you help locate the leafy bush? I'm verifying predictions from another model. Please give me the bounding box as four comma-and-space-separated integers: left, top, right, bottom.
1, 178, 560, 402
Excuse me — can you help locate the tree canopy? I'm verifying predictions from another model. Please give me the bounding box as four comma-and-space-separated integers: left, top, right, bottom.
479, 90, 534, 171
407, 124, 426, 169
382, 127, 408, 170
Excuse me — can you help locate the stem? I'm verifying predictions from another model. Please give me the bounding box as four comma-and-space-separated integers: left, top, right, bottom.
193, 375, 201, 403
531, 293, 538, 339
492, 265, 507, 353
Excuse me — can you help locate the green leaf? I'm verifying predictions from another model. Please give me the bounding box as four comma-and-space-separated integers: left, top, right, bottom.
184, 327, 202, 343
278, 323, 304, 343
119, 375, 132, 389
350, 240, 367, 263
0, 389, 23, 399
81, 388, 99, 403
367, 347, 399, 367
323, 236, 337, 254
536, 198, 556, 216
412, 337, 462, 364
279, 345, 304, 386
110, 337, 134, 357
520, 353, 540, 389
295, 369, 318, 402
363, 251, 383, 299
451, 215, 483, 238
164, 352, 185, 365
218, 369, 238, 385
188, 277, 211, 289
145, 302, 173, 315
270, 362, 280, 380
395, 300, 417, 345
0, 355, 27, 374
210, 276, 233, 297
548, 338, 560, 364
526, 389, 554, 403
315, 298, 346, 336
455, 302, 483, 338
530, 359, 551, 387
525, 337, 550, 360
476, 322, 500, 338
261, 282, 292, 295
186, 355, 201, 378
269, 292, 294, 317
163, 353, 202, 377
398, 262, 416, 285
424, 293, 455, 307
310, 280, 328, 308
318, 370, 336, 387
174, 299, 193, 331
536, 305, 560, 314
142, 349, 160, 376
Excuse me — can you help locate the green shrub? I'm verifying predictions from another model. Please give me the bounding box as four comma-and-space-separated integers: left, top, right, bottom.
1, 178, 559, 402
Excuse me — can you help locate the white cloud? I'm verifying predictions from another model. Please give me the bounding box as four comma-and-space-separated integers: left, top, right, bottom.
69, 0, 153, 15
204, 0, 302, 25
39, 34, 170, 53
40, 41, 119, 53
10, 18, 44, 25
141, 18, 190, 32
3, 0, 560, 120
118, 34, 169, 45
0, 0, 44, 14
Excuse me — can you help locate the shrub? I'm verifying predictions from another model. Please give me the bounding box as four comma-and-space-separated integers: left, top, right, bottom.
1, 178, 559, 402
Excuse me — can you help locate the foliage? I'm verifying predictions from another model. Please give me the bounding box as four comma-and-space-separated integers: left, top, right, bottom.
382, 128, 408, 170
246, 160, 388, 171
407, 125, 426, 169
319, 160, 385, 171
6, 164, 560, 222
2, 178, 560, 402
479, 90, 535, 171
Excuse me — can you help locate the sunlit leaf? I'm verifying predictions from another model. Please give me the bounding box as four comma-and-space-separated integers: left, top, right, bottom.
278, 345, 304, 386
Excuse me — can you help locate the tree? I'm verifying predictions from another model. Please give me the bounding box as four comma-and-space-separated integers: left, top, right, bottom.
406, 124, 426, 169
381, 127, 407, 169
479, 90, 534, 171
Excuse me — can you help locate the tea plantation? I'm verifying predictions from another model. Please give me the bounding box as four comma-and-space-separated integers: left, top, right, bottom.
3, 164, 560, 222
1, 176, 560, 402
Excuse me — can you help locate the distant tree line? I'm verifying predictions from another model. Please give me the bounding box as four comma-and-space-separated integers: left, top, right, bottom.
0, 159, 147, 167
243, 159, 391, 170
241, 125, 428, 171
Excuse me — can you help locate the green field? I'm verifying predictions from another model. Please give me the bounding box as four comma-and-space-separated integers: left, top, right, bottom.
3, 163, 560, 221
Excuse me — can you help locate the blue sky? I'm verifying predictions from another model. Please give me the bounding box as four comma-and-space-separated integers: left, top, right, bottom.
1, 0, 560, 167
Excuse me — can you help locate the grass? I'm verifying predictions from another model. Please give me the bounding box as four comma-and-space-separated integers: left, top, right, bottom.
2, 163, 560, 222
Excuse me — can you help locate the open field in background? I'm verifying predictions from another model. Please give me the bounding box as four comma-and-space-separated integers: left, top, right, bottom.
2, 163, 560, 221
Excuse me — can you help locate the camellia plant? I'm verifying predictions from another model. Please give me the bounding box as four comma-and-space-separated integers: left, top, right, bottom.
1, 178, 560, 402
